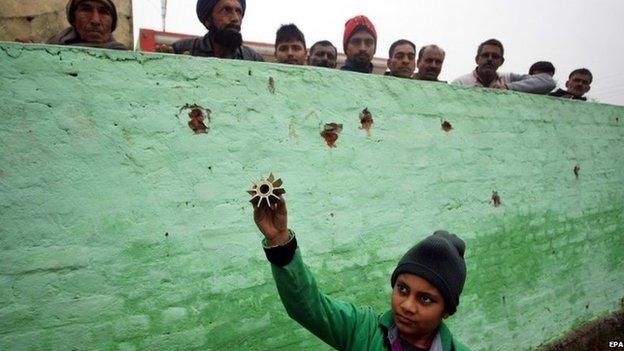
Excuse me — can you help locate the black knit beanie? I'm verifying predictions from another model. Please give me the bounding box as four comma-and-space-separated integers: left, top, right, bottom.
390, 230, 467, 315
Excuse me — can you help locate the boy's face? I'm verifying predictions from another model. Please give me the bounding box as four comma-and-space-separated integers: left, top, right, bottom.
391, 273, 446, 343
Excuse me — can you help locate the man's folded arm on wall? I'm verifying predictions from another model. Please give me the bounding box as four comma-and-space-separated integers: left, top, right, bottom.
505, 72, 556, 94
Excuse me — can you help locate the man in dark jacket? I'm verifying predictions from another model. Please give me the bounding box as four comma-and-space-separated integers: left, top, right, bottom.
172, 0, 263, 61
550, 68, 593, 101
45, 0, 127, 50
341, 15, 377, 73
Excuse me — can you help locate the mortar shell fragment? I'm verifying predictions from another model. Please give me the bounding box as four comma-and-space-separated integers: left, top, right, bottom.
248, 173, 286, 208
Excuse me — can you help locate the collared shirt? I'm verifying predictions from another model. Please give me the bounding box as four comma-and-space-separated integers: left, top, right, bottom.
452, 69, 556, 94
474, 69, 497, 87
172, 33, 264, 61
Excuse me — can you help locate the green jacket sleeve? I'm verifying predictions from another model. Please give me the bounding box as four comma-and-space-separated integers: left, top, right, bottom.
270, 247, 380, 350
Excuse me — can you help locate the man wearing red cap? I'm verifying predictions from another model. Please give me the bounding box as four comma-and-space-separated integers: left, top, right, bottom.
341, 15, 377, 73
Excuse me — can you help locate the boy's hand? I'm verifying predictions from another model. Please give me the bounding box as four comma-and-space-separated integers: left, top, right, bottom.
253, 196, 289, 246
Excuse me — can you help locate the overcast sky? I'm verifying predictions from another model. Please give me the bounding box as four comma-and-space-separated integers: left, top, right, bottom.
132, 0, 624, 105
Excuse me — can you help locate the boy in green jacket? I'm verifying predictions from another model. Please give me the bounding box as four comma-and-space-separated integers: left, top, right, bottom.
253, 197, 469, 351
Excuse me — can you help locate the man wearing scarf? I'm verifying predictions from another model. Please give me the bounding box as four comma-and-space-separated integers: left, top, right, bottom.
172, 0, 263, 61
341, 15, 377, 74
46, 0, 127, 50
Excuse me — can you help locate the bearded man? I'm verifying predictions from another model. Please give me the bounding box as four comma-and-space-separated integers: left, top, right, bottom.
340, 15, 377, 73
172, 0, 263, 61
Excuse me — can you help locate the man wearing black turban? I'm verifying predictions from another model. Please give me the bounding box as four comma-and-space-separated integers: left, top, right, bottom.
172, 0, 263, 61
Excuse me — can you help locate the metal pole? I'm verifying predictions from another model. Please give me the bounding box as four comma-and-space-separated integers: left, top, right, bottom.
161, 0, 167, 31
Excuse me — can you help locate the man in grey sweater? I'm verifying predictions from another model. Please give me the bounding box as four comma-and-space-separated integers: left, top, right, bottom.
452, 39, 555, 94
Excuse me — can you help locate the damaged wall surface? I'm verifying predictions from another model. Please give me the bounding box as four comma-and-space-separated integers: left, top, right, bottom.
0, 42, 623, 350
0, 0, 133, 48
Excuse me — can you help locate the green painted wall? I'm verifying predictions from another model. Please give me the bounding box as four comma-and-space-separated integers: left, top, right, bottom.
1, 42, 623, 351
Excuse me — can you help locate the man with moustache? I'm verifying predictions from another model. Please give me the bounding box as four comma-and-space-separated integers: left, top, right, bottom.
307, 41, 338, 69
414, 45, 446, 82
172, 0, 263, 61
452, 39, 555, 94
341, 15, 377, 73
42, 0, 127, 49
274, 24, 307, 65
386, 39, 416, 79
550, 68, 593, 101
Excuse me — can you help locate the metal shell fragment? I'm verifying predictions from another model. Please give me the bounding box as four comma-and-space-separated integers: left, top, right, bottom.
248, 173, 286, 208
